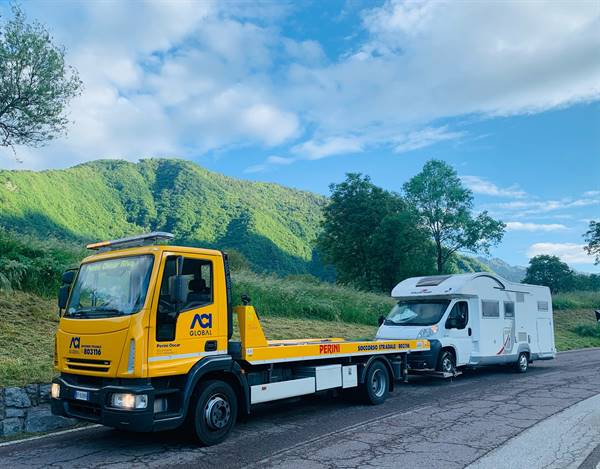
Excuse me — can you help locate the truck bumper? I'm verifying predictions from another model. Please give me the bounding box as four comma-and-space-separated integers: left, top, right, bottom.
408, 339, 441, 370
50, 375, 173, 432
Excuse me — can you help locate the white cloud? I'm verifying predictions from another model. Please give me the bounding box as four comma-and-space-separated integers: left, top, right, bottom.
496, 196, 600, 216
2, 0, 600, 169
527, 243, 595, 265
506, 222, 568, 232
584, 190, 600, 197
393, 127, 464, 153
292, 137, 365, 160
461, 176, 526, 198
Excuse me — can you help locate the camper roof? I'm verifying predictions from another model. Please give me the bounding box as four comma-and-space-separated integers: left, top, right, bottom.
391, 272, 508, 298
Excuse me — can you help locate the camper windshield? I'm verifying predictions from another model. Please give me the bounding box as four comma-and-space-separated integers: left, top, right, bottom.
65, 255, 154, 319
385, 300, 451, 326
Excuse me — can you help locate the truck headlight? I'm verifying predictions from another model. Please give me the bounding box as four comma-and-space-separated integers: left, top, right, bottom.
417, 325, 439, 338
110, 393, 148, 409
51, 383, 60, 399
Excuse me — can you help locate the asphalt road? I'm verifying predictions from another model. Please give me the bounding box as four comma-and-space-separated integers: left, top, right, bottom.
1, 348, 599, 469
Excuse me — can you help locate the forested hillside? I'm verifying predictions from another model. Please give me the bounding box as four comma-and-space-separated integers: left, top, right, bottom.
0, 159, 327, 276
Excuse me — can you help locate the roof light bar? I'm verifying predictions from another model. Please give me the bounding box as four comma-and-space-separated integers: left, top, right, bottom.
86, 232, 174, 251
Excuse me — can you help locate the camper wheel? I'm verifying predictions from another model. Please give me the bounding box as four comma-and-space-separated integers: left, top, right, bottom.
437, 349, 456, 374
515, 352, 529, 373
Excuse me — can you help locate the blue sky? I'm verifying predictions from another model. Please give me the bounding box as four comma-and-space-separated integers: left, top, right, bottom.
1, 0, 599, 271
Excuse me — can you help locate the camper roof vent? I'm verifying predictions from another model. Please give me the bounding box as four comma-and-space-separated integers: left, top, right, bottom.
86, 232, 174, 251
416, 275, 452, 287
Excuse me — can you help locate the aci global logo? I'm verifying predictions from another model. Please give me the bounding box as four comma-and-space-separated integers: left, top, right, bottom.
69, 336, 81, 349
190, 313, 212, 336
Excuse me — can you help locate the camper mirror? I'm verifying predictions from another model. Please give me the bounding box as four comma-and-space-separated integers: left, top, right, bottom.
595, 310, 600, 323
445, 317, 458, 329
378, 315, 385, 326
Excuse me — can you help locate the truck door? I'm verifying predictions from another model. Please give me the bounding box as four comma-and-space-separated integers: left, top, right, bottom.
444, 301, 472, 365
148, 252, 227, 375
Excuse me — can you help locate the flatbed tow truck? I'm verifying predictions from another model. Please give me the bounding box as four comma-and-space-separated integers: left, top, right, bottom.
51, 233, 429, 445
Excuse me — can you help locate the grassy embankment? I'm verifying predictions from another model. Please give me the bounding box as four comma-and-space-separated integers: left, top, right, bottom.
1, 276, 598, 387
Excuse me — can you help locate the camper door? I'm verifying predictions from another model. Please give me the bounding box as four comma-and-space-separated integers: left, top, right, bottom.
443, 300, 472, 365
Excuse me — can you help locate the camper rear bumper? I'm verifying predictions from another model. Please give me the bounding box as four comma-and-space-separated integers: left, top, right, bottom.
408, 339, 441, 369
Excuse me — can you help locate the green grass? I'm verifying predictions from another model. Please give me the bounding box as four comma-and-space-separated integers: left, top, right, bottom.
232, 270, 395, 325
553, 308, 600, 351
552, 290, 600, 310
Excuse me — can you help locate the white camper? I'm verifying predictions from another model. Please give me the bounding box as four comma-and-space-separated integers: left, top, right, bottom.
376, 273, 556, 374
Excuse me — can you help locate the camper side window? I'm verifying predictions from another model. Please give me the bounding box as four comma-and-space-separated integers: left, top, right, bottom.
504, 301, 515, 318
445, 301, 468, 329
482, 300, 500, 318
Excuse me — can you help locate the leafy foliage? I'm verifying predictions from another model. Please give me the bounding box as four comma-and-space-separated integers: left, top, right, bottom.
584, 220, 600, 265
523, 255, 573, 293
317, 173, 435, 291
0, 5, 82, 150
404, 160, 505, 273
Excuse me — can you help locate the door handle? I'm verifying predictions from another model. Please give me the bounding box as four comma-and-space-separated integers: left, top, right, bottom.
205, 340, 217, 352
468, 327, 472, 336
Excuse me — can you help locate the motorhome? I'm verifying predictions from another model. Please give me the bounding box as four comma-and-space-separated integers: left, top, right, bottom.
376, 273, 556, 374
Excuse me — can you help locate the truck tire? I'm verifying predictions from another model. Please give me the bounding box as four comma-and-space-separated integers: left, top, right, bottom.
515, 352, 528, 373
361, 361, 389, 405
437, 349, 456, 374
191, 380, 237, 446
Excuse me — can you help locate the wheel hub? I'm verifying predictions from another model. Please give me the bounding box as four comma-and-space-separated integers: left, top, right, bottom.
371, 369, 386, 397
204, 395, 231, 430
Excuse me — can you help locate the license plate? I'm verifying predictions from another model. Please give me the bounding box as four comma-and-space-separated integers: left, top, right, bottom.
74, 390, 89, 401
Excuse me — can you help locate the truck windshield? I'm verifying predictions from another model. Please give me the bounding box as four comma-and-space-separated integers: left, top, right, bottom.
65, 255, 154, 319
384, 300, 450, 326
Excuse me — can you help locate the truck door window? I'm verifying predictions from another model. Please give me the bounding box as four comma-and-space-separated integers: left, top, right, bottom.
156, 256, 213, 342
445, 301, 468, 329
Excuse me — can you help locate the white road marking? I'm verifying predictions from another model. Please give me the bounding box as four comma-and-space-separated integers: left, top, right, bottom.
0, 424, 102, 448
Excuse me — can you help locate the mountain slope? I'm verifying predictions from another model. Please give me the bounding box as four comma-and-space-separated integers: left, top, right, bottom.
476, 257, 526, 282
0, 159, 327, 275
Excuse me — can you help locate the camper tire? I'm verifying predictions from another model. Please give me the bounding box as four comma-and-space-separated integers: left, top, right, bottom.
361, 361, 389, 405
191, 380, 238, 446
437, 349, 456, 374
515, 352, 529, 373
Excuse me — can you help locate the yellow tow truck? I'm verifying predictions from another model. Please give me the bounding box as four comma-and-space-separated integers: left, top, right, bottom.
51, 233, 429, 445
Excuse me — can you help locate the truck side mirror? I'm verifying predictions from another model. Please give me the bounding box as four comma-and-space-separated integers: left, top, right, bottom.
58, 285, 70, 310
62, 270, 76, 285
171, 275, 188, 306
378, 315, 385, 326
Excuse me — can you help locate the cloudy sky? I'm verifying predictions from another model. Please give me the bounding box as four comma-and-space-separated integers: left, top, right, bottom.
1, 0, 599, 271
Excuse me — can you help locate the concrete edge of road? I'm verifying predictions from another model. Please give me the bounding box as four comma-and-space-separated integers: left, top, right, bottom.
558, 346, 600, 354
466, 392, 600, 469
0, 424, 101, 449
1, 347, 598, 450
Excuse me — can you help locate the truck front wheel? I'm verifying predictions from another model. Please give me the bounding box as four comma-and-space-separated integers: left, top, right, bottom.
192, 380, 238, 446
361, 361, 389, 405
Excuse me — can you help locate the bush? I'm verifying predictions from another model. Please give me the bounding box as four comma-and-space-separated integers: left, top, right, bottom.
553, 291, 600, 310
572, 323, 600, 338
231, 270, 395, 326
0, 229, 83, 297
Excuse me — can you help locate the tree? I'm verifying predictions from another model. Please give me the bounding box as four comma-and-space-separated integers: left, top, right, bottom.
523, 255, 573, 293
318, 173, 435, 291
0, 5, 82, 152
403, 160, 505, 273
584, 220, 600, 264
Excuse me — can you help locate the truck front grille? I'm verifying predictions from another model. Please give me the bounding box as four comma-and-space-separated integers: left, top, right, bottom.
66, 358, 111, 373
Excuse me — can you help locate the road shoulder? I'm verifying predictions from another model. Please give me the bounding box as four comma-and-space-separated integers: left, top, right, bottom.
467, 392, 600, 469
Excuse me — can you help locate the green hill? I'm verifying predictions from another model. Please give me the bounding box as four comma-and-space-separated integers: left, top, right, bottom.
0, 159, 327, 276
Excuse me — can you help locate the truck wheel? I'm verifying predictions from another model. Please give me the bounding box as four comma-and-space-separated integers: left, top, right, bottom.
361, 361, 389, 405
191, 380, 237, 446
437, 350, 456, 374
515, 352, 528, 373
